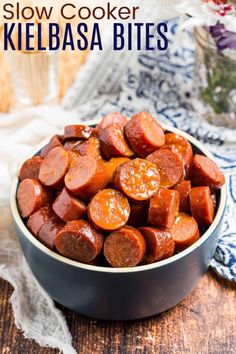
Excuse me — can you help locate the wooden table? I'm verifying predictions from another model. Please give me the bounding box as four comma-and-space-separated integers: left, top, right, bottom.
0, 270, 235, 353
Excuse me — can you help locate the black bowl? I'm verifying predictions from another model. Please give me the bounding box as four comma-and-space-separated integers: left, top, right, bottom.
10, 122, 227, 320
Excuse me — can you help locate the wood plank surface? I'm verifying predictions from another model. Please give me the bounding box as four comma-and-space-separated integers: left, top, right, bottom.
0, 270, 235, 354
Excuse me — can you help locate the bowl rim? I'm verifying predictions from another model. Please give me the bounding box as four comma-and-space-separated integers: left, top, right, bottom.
10, 120, 227, 274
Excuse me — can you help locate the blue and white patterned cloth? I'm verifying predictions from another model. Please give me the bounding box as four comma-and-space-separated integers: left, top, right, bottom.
63, 19, 236, 282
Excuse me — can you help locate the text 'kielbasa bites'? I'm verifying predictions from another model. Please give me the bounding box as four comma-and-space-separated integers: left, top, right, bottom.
114, 158, 160, 201
125, 111, 165, 157
88, 189, 130, 231
17, 111, 225, 268
104, 226, 146, 268
55, 220, 104, 263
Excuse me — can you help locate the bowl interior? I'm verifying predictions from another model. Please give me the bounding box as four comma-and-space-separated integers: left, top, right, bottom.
10, 121, 227, 274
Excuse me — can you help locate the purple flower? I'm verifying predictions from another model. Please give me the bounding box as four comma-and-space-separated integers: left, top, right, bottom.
210, 23, 236, 50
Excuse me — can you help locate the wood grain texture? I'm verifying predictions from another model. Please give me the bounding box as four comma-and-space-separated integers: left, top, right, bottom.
0, 270, 235, 354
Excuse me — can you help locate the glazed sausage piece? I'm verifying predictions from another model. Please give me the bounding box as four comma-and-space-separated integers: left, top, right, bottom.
55, 220, 104, 263
38, 214, 65, 251
190, 186, 215, 225
174, 180, 191, 213
105, 157, 131, 184
170, 213, 200, 252
39, 147, 71, 188
104, 226, 146, 268
64, 125, 97, 140
53, 188, 87, 222
148, 189, 180, 229
128, 200, 149, 227
139, 227, 175, 264
147, 148, 184, 188
17, 179, 50, 218
65, 156, 108, 200
188, 154, 225, 189
125, 112, 165, 157
99, 124, 134, 160
27, 205, 54, 236
88, 189, 130, 231
164, 133, 193, 168
96, 112, 128, 134
19, 156, 43, 181
63, 140, 82, 151
40, 135, 62, 158
114, 159, 160, 201
76, 137, 104, 161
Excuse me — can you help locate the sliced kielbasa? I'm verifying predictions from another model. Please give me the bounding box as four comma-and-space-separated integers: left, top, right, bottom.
99, 124, 134, 160
188, 154, 225, 189
190, 186, 215, 225
17, 179, 50, 218
53, 188, 87, 222
40, 135, 62, 158
147, 148, 184, 188
139, 227, 175, 264
65, 156, 108, 200
27, 205, 54, 236
164, 133, 193, 168
63, 140, 82, 151
96, 112, 128, 134
114, 158, 160, 201
170, 213, 200, 251
148, 189, 180, 229
174, 180, 191, 213
105, 157, 131, 184
19, 156, 43, 181
88, 189, 130, 231
55, 220, 104, 263
76, 137, 104, 161
104, 226, 146, 268
128, 200, 149, 227
38, 214, 65, 250
64, 125, 97, 140
125, 112, 165, 157
39, 147, 70, 188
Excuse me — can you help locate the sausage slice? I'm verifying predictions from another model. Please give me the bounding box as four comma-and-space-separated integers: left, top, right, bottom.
64, 125, 97, 140
174, 180, 191, 213
38, 214, 64, 250
96, 112, 128, 134
17, 179, 50, 218
125, 112, 165, 157
104, 226, 146, 267
147, 148, 184, 188
170, 213, 200, 251
164, 133, 193, 168
39, 147, 70, 188
40, 135, 62, 158
148, 189, 180, 229
88, 189, 130, 231
19, 156, 43, 181
105, 157, 131, 184
63, 140, 82, 151
99, 124, 134, 160
76, 137, 104, 161
188, 154, 225, 189
27, 205, 54, 236
55, 220, 104, 263
190, 186, 215, 225
65, 156, 108, 200
53, 188, 87, 222
139, 227, 175, 264
114, 158, 160, 201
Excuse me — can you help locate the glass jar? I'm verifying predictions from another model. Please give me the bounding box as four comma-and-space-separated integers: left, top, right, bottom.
7, 49, 58, 107
194, 26, 236, 128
